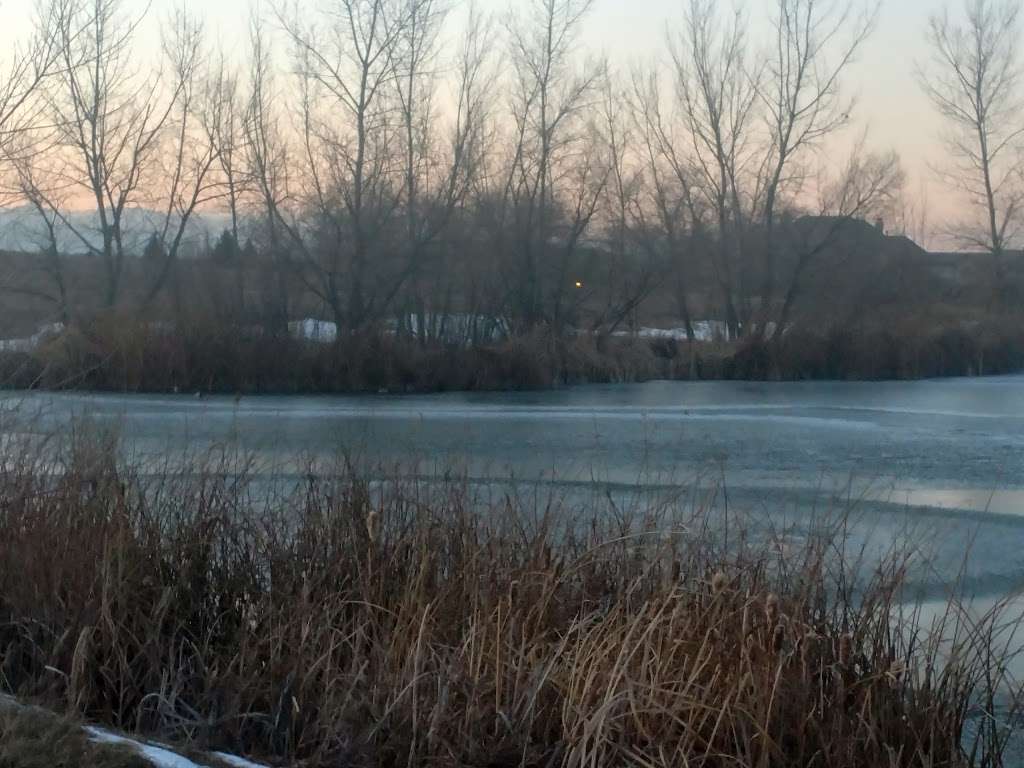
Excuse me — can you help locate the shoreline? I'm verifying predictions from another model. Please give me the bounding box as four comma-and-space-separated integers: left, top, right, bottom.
2, 316, 1024, 396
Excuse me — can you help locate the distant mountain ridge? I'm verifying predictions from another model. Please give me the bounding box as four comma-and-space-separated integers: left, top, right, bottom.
0, 206, 235, 256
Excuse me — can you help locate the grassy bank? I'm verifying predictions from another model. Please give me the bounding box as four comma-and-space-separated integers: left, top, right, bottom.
3, 314, 1024, 394
0, 704, 150, 768
0, 437, 1022, 766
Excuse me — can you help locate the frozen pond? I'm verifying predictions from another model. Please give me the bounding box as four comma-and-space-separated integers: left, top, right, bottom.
3, 375, 1024, 598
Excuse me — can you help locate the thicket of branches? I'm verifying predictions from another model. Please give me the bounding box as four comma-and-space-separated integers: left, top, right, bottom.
0, 0, 1021, 352
0, 0, 925, 343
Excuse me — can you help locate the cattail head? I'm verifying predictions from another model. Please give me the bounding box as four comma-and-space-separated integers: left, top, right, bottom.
800, 629, 819, 663
765, 592, 779, 623
888, 659, 907, 682
838, 633, 853, 667
366, 508, 380, 545
772, 623, 785, 653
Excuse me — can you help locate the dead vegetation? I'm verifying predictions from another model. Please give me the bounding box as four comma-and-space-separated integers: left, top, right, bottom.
0, 434, 1022, 766
3, 311, 1024, 395
0, 705, 149, 768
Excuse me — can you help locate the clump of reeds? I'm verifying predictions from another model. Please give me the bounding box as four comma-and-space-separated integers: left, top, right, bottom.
0, 434, 1021, 767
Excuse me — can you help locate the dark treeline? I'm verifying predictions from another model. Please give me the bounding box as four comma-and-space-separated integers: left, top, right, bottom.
0, 0, 1023, 390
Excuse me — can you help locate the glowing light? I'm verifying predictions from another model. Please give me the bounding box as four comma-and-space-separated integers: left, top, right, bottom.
575, 281, 583, 288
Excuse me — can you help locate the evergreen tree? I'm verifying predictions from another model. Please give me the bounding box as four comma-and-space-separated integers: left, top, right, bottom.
212, 229, 239, 263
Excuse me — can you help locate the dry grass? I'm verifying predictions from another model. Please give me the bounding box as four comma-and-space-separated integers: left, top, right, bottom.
730, 316, 1024, 381
0, 705, 150, 768
5, 312, 1024, 395
0, 434, 1022, 766
13, 316, 692, 394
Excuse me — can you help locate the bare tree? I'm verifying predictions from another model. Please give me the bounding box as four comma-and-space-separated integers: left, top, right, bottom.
775, 141, 904, 333
669, 0, 760, 338
280, 0, 409, 333
0, 0, 73, 154
500, 0, 604, 330
895, 177, 933, 248
755, 0, 878, 334
400, 1, 496, 343
0, 0, 82, 322
585, 72, 660, 340
43, 0, 186, 309
201, 52, 248, 313
920, 0, 1024, 302
4, 141, 72, 324
143, 10, 225, 308
243, 7, 292, 332
630, 66, 703, 342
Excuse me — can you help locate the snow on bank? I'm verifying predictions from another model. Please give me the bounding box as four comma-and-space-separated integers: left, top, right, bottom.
616, 321, 775, 343
211, 752, 272, 768
0, 322, 64, 352
289, 317, 338, 343
0, 694, 272, 768
290, 314, 512, 345
84, 726, 273, 768
86, 727, 206, 768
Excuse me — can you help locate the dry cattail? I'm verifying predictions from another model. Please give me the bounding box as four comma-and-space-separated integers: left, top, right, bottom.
765, 593, 779, 623
366, 508, 379, 544
839, 633, 853, 667
711, 571, 729, 595
888, 659, 907, 682
69, 626, 94, 713
801, 629, 820, 665
772, 623, 785, 653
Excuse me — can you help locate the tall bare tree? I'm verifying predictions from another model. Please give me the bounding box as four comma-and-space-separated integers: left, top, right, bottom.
776, 141, 904, 333
42, 0, 189, 308
920, 0, 1024, 302
630, 66, 703, 342
584, 72, 660, 340
244, 7, 292, 332
280, 0, 409, 333
670, 0, 759, 338
399, 1, 496, 343
201, 52, 248, 313
143, 10, 225, 308
0, 0, 84, 323
0, 0, 73, 153
501, 0, 604, 330
755, 0, 878, 334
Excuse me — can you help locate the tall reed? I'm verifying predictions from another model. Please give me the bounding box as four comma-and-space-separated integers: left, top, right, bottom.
0, 434, 1020, 766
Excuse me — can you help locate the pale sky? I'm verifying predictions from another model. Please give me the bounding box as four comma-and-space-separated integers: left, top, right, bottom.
0, 0, 963, 241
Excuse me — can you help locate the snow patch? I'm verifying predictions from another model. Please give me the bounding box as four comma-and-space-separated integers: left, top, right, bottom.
212, 753, 272, 768
289, 318, 337, 343
85, 726, 205, 768
0, 322, 64, 352
605, 320, 728, 343
393, 313, 511, 343
85, 725, 271, 768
